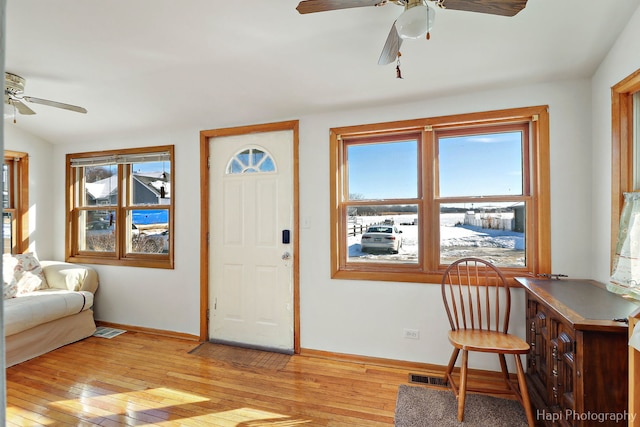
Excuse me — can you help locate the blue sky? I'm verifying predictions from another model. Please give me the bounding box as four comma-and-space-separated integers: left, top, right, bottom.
347, 131, 522, 200
133, 161, 169, 174
439, 132, 523, 197
348, 140, 418, 200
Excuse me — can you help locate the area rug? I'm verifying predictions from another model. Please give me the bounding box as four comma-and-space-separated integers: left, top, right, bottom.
395, 384, 528, 427
189, 342, 291, 370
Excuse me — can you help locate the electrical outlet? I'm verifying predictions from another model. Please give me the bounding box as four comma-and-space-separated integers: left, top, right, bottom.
403, 328, 420, 339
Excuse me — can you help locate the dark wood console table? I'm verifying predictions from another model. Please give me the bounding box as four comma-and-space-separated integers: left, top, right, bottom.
516, 277, 639, 427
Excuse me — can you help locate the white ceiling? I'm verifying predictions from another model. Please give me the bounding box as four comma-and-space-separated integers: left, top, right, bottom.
5, 0, 640, 145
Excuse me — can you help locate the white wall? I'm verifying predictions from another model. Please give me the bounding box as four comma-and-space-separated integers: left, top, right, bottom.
591, 5, 640, 284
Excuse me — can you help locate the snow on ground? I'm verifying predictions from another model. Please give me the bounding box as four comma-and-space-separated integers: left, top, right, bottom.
348, 213, 525, 266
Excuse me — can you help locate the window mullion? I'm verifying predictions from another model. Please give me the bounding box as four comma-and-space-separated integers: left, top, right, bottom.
423, 127, 438, 271
119, 163, 128, 259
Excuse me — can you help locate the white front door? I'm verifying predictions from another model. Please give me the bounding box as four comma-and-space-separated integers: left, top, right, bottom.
208, 129, 294, 352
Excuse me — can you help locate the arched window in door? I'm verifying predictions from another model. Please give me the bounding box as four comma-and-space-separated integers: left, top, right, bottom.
226, 146, 276, 174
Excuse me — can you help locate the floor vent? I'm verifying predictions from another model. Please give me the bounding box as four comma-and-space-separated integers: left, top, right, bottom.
409, 374, 448, 387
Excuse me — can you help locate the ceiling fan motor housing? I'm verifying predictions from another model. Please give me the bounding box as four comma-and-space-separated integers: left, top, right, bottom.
5, 72, 26, 95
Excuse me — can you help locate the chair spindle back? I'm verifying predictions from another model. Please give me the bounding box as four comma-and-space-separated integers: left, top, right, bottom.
441, 257, 512, 334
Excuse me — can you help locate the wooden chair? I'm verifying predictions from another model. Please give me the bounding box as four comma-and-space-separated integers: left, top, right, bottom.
440, 257, 534, 426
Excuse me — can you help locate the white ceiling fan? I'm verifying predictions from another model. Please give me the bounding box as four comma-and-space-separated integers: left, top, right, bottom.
4, 72, 87, 121
296, 0, 528, 66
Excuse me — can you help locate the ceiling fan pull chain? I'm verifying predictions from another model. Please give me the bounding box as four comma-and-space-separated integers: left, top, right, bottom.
396, 53, 403, 79
426, 4, 431, 40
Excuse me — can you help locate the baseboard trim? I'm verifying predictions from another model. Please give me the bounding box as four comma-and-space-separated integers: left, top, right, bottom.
300, 347, 445, 371
299, 348, 515, 381
95, 321, 199, 341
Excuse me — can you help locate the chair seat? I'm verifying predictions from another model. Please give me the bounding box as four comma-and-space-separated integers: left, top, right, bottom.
448, 329, 530, 354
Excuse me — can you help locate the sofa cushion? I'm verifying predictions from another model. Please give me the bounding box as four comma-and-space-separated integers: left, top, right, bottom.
41, 261, 98, 292
3, 253, 49, 295
3, 290, 94, 336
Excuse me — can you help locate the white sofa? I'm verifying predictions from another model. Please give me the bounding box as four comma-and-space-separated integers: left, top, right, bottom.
4, 258, 99, 367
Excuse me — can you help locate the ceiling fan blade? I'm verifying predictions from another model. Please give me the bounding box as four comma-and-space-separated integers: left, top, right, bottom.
23, 96, 87, 114
7, 98, 36, 115
436, 0, 528, 17
296, 0, 385, 14
378, 22, 402, 65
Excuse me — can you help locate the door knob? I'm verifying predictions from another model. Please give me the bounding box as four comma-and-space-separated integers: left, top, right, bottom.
282, 251, 291, 260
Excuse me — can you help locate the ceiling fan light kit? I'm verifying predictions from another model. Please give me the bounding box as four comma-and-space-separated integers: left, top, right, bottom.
4, 103, 17, 122
396, 0, 434, 40
296, 0, 528, 76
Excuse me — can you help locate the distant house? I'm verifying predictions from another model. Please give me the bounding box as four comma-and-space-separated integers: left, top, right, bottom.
85, 175, 118, 205
132, 172, 171, 206
85, 172, 171, 206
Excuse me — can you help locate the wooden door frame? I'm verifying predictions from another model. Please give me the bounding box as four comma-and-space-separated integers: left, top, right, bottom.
199, 120, 300, 353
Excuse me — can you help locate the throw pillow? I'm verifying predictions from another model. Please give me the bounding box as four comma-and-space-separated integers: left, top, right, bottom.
2, 255, 18, 299
9, 252, 49, 295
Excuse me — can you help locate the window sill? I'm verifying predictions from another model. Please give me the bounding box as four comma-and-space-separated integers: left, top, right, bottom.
67, 255, 174, 269
332, 268, 537, 285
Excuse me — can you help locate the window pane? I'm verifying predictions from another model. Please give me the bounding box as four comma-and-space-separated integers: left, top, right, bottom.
227, 148, 276, 174
129, 209, 169, 254
82, 210, 116, 252
230, 159, 244, 174
346, 205, 419, 264
347, 140, 418, 200
131, 160, 171, 206
3, 211, 13, 254
2, 163, 10, 209
84, 165, 118, 206
259, 156, 275, 172
440, 202, 525, 267
439, 131, 523, 197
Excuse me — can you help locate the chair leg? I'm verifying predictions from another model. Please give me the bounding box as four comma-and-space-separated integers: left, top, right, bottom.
498, 353, 510, 384
445, 347, 460, 388
514, 354, 535, 427
457, 350, 469, 422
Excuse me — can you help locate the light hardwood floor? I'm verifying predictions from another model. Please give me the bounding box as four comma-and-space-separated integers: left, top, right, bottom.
6, 331, 508, 426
